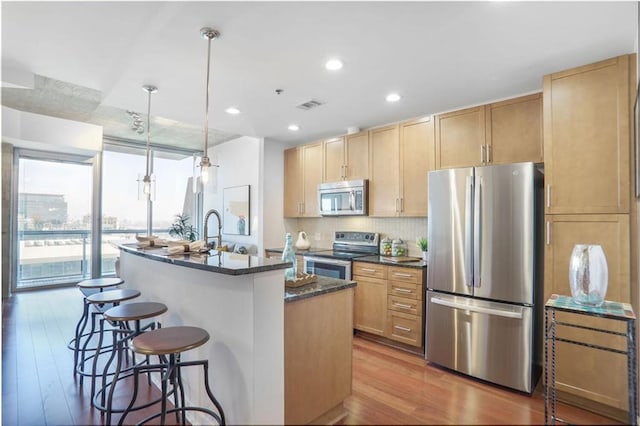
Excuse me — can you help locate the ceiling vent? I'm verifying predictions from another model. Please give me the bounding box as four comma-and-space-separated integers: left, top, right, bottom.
296, 99, 324, 110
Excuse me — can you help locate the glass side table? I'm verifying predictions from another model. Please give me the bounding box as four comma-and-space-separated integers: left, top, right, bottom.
544, 294, 637, 425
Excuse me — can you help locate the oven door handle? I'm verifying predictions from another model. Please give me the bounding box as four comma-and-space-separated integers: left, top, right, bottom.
303, 256, 352, 267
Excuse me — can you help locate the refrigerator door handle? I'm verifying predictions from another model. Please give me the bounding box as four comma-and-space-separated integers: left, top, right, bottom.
464, 175, 474, 287
473, 176, 482, 288
431, 296, 523, 319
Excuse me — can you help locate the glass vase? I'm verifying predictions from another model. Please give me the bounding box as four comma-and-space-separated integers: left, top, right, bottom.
569, 244, 608, 307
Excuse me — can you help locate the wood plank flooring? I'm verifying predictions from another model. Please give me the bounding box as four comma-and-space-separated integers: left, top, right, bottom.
2, 287, 621, 425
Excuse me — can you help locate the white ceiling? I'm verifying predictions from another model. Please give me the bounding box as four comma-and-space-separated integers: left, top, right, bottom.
1, 1, 638, 151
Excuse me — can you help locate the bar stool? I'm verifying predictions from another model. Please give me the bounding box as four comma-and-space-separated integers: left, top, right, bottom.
119, 326, 225, 426
70, 277, 123, 370
77, 289, 141, 386
92, 302, 168, 425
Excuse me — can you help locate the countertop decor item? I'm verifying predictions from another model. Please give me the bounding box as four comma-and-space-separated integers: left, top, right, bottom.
281, 233, 297, 281
416, 237, 428, 262
380, 238, 392, 256
294, 231, 311, 250
569, 244, 608, 307
391, 239, 407, 257
168, 214, 198, 242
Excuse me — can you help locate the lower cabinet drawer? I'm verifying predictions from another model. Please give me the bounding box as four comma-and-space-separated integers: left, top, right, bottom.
387, 310, 422, 347
387, 295, 422, 316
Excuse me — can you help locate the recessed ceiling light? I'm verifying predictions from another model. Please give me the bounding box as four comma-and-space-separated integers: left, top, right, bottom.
225, 107, 240, 115
288, 124, 300, 131
325, 59, 343, 71
386, 93, 401, 103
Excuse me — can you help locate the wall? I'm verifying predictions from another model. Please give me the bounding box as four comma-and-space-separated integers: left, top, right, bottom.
262, 139, 287, 251
2, 143, 13, 298
286, 217, 428, 257
203, 136, 261, 250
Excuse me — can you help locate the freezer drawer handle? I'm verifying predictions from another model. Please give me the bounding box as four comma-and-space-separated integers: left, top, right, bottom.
431, 297, 523, 319
394, 325, 412, 332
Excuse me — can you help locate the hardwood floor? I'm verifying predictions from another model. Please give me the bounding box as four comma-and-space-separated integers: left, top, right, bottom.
2, 287, 621, 425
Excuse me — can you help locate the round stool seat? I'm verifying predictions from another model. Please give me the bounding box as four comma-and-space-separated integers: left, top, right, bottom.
131, 326, 209, 356
78, 277, 123, 289
104, 302, 167, 322
87, 289, 140, 305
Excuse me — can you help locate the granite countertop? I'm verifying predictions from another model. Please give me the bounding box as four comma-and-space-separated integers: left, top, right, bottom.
355, 255, 427, 269
265, 246, 332, 256
118, 242, 289, 276
285, 275, 356, 303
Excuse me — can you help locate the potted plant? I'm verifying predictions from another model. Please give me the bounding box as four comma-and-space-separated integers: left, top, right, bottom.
416, 237, 428, 262
168, 214, 198, 242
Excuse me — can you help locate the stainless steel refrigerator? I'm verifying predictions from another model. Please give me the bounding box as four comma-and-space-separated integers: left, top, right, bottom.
425, 162, 543, 393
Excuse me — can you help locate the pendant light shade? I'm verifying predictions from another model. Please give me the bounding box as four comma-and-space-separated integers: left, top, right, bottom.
138, 84, 157, 200
199, 27, 220, 186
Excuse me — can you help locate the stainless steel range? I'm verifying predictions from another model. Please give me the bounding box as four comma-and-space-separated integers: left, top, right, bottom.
303, 231, 379, 280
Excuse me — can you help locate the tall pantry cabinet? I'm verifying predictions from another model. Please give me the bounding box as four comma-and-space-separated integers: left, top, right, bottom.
543, 54, 636, 418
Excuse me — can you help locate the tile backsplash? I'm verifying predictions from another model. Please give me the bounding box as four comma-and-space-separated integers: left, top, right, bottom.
284, 217, 428, 257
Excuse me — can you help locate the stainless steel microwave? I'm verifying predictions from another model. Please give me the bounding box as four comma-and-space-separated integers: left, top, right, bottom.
318, 179, 368, 216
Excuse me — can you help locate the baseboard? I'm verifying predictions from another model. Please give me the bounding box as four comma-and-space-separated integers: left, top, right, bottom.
354, 330, 425, 356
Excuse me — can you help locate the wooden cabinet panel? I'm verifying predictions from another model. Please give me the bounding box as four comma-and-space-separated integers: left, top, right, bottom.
345, 131, 370, 180
543, 55, 631, 214
387, 310, 422, 347
389, 266, 422, 284
435, 106, 485, 169
400, 117, 434, 217
283, 147, 302, 217
387, 295, 422, 316
369, 124, 400, 216
353, 275, 387, 336
387, 281, 421, 300
323, 137, 344, 182
302, 142, 324, 217
544, 214, 630, 410
486, 93, 543, 164
353, 262, 387, 280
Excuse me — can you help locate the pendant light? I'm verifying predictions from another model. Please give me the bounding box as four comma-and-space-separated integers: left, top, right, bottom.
199, 27, 220, 186
138, 84, 158, 199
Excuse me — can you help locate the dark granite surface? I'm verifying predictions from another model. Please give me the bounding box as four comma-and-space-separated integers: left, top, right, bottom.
118, 243, 289, 276
285, 275, 356, 303
355, 255, 427, 269
265, 247, 332, 256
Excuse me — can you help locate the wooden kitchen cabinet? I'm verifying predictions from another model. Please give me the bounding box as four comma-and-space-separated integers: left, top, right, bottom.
283, 147, 303, 217
399, 116, 435, 217
353, 262, 388, 336
353, 261, 425, 348
283, 142, 324, 217
436, 94, 542, 170
324, 132, 370, 182
543, 214, 630, 412
435, 106, 485, 169
369, 124, 400, 216
369, 119, 433, 217
543, 55, 631, 215
485, 93, 543, 165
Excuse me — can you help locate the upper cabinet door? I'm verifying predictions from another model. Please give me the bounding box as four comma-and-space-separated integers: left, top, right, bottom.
543, 55, 631, 215
283, 147, 303, 217
302, 142, 324, 217
399, 117, 434, 217
485, 93, 543, 165
369, 124, 400, 217
435, 106, 486, 169
344, 131, 370, 181
324, 137, 345, 182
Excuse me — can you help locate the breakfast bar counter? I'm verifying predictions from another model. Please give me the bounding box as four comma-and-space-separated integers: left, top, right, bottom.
116, 243, 355, 425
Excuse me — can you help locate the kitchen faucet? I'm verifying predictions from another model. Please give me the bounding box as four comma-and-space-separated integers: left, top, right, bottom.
203, 209, 222, 250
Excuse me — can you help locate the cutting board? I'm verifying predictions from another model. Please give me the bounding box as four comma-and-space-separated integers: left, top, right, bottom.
381, 256, 421, 263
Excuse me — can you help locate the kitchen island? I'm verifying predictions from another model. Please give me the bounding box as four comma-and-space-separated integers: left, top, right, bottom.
117, 243, 354, 425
